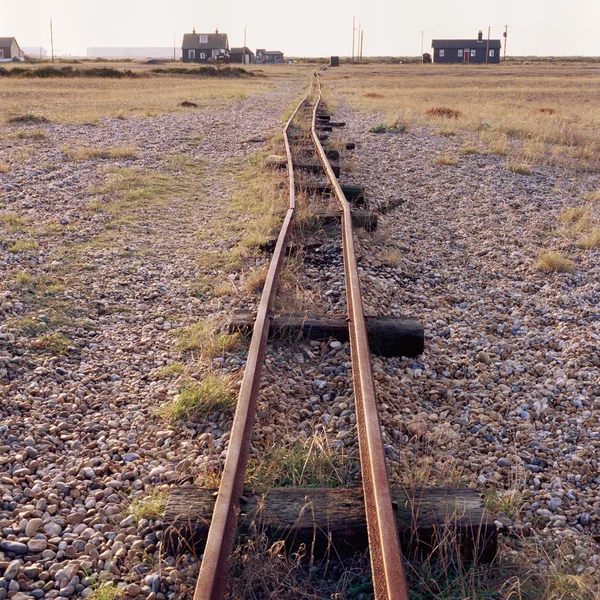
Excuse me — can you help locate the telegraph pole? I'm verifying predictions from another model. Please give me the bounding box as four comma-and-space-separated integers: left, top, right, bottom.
421, 30, 424, 61
503, 25, 508, 61
50, 18, 55, 62
243, 26, 247, 64
352, 15, 355, 63
358, 21, 361, 63
360, 30, 364, 61
486, 25, 491, 64
173, 30, 176, 61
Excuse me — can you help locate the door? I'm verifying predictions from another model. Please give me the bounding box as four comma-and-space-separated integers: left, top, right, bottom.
464, 48, 469, 63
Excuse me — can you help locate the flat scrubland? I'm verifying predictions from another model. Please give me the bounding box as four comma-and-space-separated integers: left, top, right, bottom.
330, 63, 600, 171
0, 62, 301, 123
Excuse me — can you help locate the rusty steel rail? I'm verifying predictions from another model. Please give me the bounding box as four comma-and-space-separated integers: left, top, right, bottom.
193, 87, 311, 600
310, 75, 409, 600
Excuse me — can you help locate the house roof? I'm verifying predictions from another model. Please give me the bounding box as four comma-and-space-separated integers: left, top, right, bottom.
230, 47, 254, 54
0, 37, 18, 46
432, 39, 501, 49
260, 50, 284, 55
182, 33, 229, 50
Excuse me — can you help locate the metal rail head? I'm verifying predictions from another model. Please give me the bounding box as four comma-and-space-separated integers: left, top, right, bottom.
310, 74, 409, 600
193, 83, 314, 600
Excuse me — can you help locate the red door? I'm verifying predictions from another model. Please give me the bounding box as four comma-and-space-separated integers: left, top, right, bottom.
464, 48, 469, 62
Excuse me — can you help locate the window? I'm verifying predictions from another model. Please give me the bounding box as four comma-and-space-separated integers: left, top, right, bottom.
489, 49, 495, 57
200, 35, 208, 43
200, 52, 205, 59
188, 49, 195, 59
470, 49, 476, 57
457, 49, 463, 57
212, 49, 219, 58
0, 49, 4, 58
439, 49, 445, 57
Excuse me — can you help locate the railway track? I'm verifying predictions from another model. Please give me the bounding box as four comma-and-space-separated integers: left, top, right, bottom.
192, 73, 409, 600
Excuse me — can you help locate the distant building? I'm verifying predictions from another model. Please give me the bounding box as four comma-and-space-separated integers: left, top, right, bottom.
87, 47, 181, 59
0, 37, 25, 61
256, 49, 284, 64
182, 28, 229, 63
230, 47, 254, 64
22, 47, 49, 59
432, 31, 501, 64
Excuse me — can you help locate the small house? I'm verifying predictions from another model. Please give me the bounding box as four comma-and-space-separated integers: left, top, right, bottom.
256, 49, 284, 64
0, 37, 25, 61
182, 28, 229, 63
431, 31, 501, 64
230, 47, 254, 64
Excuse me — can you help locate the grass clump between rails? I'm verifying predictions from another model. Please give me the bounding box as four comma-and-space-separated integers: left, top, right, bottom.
126, 490, 167, 523
157, 374, 237, 421
0, 66, 138, 78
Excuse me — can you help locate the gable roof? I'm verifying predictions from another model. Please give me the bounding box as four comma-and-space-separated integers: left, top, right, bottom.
182, 33, 229, 50
0, 37, 18, 47
432, 39, 501, 49
230, 47, 254, 54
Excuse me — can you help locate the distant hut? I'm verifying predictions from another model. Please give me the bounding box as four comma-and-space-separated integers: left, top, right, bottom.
230, 47, 255, 64
182, 28, 230, 63
256, 49, 284, 64
432, 31, 501, 64
0, 37, 25, 61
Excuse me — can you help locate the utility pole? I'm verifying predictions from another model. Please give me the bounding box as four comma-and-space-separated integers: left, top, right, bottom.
357, 21, 361, 63
486, 25, 491, 64
50, 18, 55, 62
243, 26, 247, 64
352, 15, 355, 64
421, 30, 424, 61
173, 30, 176, 61
361, 30, 364, 61
503, 25, 508, 61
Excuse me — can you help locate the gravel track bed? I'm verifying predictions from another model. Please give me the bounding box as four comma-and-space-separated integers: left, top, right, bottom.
0, 78, 306, 600
328, 96, 600, 579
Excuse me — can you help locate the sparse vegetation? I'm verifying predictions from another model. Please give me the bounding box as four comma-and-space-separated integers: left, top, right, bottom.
156, 375, 237, 421
378, 248, 402, 267
64, 146, 137, 160
483, 488, 524, 519
7, 239, 38, 252
536, 251, 575, 273
459, 145, 480, 155
508, 163, 532, 175
1, 212, 26, 231
31, 333, 71, 355
0, 161, 9, 173
435, 154, 458, 166
154, 362, 185, 378
246, 433, 359, 488
175, 320, 240, 357
126, 490, 167, 523
87, 582, 121, 600
425, 106, 462, 119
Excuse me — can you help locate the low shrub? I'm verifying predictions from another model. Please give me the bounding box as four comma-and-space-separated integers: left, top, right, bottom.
425, 106, 462, 119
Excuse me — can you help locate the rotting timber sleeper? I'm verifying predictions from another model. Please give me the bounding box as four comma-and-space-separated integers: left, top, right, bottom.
164, 73, 496, 600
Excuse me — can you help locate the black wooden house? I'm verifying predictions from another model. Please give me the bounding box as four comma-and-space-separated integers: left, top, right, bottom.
432, 31, 501, 64
182, 28, 229, 63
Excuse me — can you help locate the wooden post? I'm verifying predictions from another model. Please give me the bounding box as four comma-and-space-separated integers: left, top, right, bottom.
486, 26, 491, 64
503, 25, 508, 62
50, 18, 55, 63
352, 15, 355, 64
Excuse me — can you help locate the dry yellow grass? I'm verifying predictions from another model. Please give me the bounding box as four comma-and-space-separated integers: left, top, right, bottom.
536, 252, 575, 273
63, 146, 138, 160
0, 161, 9, 173
325, 63, 600, 170
0, 65, 310, 124
434, 154, 457, 166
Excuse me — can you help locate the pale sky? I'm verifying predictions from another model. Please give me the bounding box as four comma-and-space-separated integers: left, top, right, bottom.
1, 0, 599, 57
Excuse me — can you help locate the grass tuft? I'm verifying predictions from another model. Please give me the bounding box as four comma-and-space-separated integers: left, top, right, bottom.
156, 375, 237, 421
0, 161, 9, 173
536, 251, 575, 273
154, 362, 185, 378
425, 106, 462, 119
508, 163, 532, 175
434, 154, 458, 166
247, 434, 359, 489
126, 490, 167, 523
64, 146, 137, 160
31, 333, 71, 355
7, 239, 37, 252
2, 212, 25, 231
578, 229, 600, 249
558, 206, 588, 224
175, 320, 240, 357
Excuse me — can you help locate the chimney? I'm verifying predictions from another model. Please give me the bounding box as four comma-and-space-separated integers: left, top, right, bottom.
193, 27, 196, 34
215, 28, 219, 34
478, 30, 483, 42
